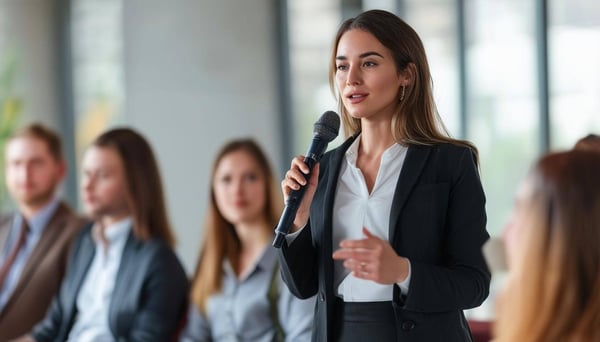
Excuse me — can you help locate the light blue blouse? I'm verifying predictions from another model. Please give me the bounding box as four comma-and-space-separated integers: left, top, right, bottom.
180, 245, 314, 342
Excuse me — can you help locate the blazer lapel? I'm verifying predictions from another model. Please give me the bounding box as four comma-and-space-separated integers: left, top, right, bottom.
108, 232, 138, 335
323, 137, 356, 236
323, 135, 358, 245
70, 230, 95, 294
60, 226, 95, 327
321, 135, 357, 291
389, 145, 431, 243
7, 204, 70, 304
0, 216, 13, 250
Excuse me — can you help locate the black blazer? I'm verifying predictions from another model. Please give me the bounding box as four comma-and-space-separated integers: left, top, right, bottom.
279, 135, 491, 342
31, 223, 189, 342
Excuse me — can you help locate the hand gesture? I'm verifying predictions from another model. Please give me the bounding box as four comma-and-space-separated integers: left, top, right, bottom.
332, 227, 409, 284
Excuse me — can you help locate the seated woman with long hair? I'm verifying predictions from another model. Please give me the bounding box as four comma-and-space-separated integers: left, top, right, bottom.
180, 139, 314, 342
497, 149, 600, 341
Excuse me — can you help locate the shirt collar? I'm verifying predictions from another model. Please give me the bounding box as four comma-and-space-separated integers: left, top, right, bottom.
345, 134, 361, 166
223, 244, 277, 280
255, 244, 277, 271
17, 198, 61, 236
345, 134, 407, 166
92, 217, 132, 248
381, 142, 407, 164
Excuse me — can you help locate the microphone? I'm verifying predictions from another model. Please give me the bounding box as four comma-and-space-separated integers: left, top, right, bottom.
273, 111, 340, 248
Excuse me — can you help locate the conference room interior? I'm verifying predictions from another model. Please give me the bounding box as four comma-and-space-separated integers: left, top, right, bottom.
1, 0, 598, 339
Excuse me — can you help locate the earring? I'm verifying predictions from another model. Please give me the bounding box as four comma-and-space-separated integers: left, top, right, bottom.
399, 85, 406, 102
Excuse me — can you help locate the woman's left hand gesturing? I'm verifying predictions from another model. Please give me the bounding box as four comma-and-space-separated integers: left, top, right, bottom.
332, 227, 410, 285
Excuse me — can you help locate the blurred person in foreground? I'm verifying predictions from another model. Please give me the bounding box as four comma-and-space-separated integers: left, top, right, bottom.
497, 149, 600, 341
573, 133, 600, 152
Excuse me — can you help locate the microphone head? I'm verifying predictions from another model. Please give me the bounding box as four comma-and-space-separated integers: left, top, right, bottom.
313, 111, 340, 142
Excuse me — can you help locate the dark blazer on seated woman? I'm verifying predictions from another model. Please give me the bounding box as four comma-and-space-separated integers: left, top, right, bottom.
279, 135, 491, 342
30, 223, 189, 342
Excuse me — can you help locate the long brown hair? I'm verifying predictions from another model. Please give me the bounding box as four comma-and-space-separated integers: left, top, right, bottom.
91, 128, 175, 247
495, 150, 600, 341
329, 9, 478, 164
191, 139, 283, 314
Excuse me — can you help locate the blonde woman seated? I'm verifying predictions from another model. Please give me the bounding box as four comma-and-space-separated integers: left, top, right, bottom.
180, 139, 314, 342
497, 149, 600, 341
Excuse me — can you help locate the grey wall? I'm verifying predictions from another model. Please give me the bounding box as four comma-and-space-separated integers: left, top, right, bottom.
122, 0, 283, 274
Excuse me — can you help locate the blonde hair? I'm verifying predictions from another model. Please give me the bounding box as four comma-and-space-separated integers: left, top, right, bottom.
328, 10, 478, 165
495, 150, 600, 341
190, 139, 283, 314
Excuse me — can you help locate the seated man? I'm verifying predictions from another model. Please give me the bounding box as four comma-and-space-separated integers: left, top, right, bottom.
0, 124, 85, 341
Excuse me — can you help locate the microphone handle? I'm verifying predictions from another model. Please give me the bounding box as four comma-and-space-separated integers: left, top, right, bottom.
272, 153, 319, 248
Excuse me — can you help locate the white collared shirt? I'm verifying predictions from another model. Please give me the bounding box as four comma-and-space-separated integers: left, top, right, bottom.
67, 217, 132, 342
333, 136, 411, 302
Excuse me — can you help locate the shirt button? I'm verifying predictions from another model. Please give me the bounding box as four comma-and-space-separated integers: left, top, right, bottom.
318, 292, 325, 302
401, 320, 415, 331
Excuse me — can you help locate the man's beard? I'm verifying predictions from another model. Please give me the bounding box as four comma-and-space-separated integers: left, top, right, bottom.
18, 187, 55, 209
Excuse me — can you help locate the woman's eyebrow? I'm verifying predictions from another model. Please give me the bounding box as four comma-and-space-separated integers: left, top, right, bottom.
336, 51, 384, 60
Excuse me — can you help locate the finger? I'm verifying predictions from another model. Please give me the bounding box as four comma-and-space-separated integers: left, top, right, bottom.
354, 272, 370, 279
350, 263, 374, 280
344, 259, 358, 273
290, 155, 304, 167
332, 248, 373, 261
281, 177, 299, 194
362, 227, 376, 239
339, 258, 377, 280
339, 238, 375, 249
343, 259, 369, 272
291, 156, 310, 174
285, 169, 308, 187
282, 180, 298, 194
352, 260, 379, 281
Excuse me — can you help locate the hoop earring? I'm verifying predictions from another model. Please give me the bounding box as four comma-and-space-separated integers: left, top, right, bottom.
399, 85, 406, 102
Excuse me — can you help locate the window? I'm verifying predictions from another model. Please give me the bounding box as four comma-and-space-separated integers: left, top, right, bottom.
405, 0, 461, 135
549, 0, 600, 149
70, 0, 125, 207
464, 0, 540, 236
71, 0, 125, 158
287, 0, 340, 155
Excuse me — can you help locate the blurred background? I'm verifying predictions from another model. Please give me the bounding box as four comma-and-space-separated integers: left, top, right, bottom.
0, 0, 599, 319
